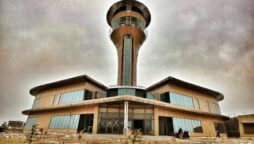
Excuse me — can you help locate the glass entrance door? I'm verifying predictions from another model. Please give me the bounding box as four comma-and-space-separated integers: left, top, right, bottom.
133, 119, 144, 133
78, 114, 94, 133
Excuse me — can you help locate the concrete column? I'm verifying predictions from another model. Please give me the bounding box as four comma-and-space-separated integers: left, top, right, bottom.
154, 107, 159, 136
93, 105, 99, 134
123, 101, 129, 135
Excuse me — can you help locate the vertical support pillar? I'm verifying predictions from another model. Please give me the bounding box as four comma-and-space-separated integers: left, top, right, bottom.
154, 107, 159, 136
93, 105, 99, 134
124, 101, 129, 135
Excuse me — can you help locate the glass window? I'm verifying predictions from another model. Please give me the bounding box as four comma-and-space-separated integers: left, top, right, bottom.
206, 101, 211, 112
118, 88, 126, 95
112, 16, 145, 30
126, 88, 135, 95
107, 89, 118, 97
69, 115, 80, 129
84, 90, 93, 100
146, 93, 156, 100
173, 117, 203, 133
124, 35, 132, 85
169, 92, 194, 108
118, 88, 135, 96
213, 103, 221, 114
136, 89, 145, 98
131, 17, 137, 26
24, 117, 38, 129
120, 17, 126, 25
160, 92, 194, 108
193, 98, 200, 110
243, 123, 254, 134
214, 122, 226, 133
96, 91, 106, 99
32, 99, 40, 109
173, 118, 181, 133
160, 92, 170, 103
59, 90, 84, 104
52, 95, 60, 106
49, 115, 80, 129
145, 119, 153, 133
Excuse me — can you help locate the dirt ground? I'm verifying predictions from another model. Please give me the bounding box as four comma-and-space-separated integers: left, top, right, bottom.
0, 133, 254, 144
0, 138, 254, 144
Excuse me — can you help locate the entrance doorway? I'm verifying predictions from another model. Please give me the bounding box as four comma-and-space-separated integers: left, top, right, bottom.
78, 114, 94, 133
133, 120, 144, 133
159, 117, 174, 136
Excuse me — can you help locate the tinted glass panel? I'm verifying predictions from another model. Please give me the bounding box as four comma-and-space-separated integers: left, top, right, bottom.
118, 88, 127, 95
112, 16, 145, 30
243, 123, 254, 134
124, 35, 132, 85
213, 103, 221, 114
118, 88, 136, 96
24, 118, 38, 129
160, 92, 170, 103
206, 101, 211, 112
59, 90, 84, 104
172, 118, 203, 133
32, 99, 40, 109
126, 88, 135, 95
96, 91, 107, 98
69, 115, 80, 129
49, 115, 80, 129
136, 89, 146, 98
170, 92, 193, 108
214, 122, 226, 133
146, 93, 156, 100
194, 98, 200, 110
52, 95, 60, 105
85, 90, 93, 100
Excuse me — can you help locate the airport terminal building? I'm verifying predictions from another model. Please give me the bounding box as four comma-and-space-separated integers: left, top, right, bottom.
22, 0, 229, 137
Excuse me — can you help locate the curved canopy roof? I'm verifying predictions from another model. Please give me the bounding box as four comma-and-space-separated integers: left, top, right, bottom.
22, 95, 229, 120
30, 75, 224, 101
30, 75, 107, 96
147, 76, 224, 101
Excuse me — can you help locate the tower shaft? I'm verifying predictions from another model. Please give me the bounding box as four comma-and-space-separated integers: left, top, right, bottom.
111, 23, 146, 86
107, 0, 151, 86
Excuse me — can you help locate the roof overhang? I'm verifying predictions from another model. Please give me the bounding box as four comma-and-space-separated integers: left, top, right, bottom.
29, 75, 107, 96
22, 95, 229, 120
147, 76, 224, 101
107, 0, 151, 27
241, 121, 254, 124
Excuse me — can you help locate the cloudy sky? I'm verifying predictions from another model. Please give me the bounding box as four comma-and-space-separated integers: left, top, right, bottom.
0, 0, 254, 124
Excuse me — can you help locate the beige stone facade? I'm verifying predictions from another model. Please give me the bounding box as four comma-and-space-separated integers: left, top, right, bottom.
23, 75, 228, 137
238, 114, 254, 137
22, 0, 229, 138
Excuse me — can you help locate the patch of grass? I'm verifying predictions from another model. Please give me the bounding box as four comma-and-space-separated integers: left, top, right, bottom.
0, 138, 26, 144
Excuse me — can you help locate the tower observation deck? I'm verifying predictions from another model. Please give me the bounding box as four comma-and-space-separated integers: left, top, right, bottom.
107, 0, 151, 86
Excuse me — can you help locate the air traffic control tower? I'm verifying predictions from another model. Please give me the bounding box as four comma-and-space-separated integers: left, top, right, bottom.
23, 0, 228, 137
107, 0, 151, 86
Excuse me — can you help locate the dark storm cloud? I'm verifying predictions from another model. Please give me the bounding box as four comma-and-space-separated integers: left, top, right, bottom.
0, 0, 254, 123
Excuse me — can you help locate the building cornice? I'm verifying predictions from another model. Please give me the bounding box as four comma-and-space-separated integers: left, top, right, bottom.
29, 74, 107, 96
107, 0, 151, 27
22, 95, 229, 120
146, 76, 224, 101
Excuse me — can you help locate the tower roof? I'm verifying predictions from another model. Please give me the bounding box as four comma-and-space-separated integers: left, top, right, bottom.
107, 0, 151, 27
